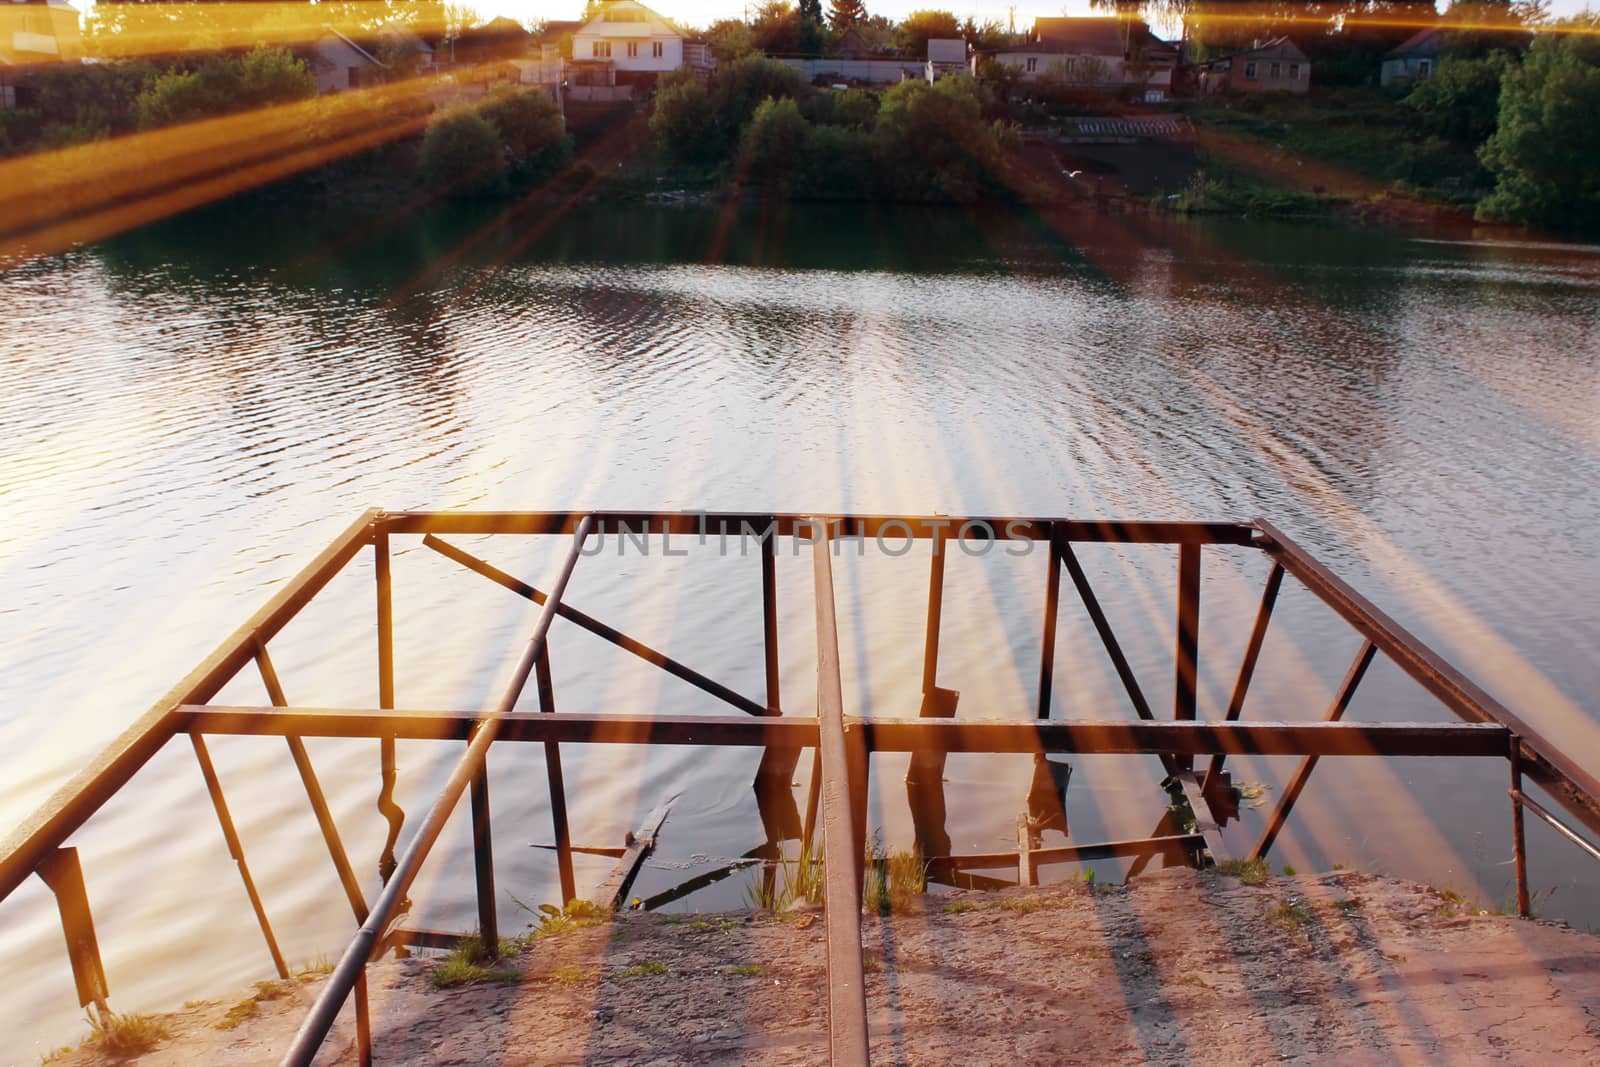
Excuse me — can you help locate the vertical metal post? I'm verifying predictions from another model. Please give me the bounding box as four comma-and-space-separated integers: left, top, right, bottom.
36, 847, 109, 1015
921, 531, 946, 697
354, 969, 372, 1067
1204, 562, 1284, 790
258, 646, 369, 924
190, 734, 289, 979
375, 524, 402, 885
536, 648, 576, 904
470, 765, 498, 956
1175, 544, 1201, 719
764, 533, 781, 710
1510, 740, 1530, 918
1036, 529, 1061, 720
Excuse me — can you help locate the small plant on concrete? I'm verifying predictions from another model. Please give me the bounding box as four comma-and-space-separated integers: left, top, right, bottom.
863, 840, 926, 915
429, 933, 523, 990
748, 842, 824, 912
940, 899, 981, 914
1266, 899, 1314, 930
533, 899, 609, 939
1214, 857, 1270, 885
550, 965, 588, 984
617, 960, 668, 979
88, 1011, 171, 1055
725, 964, 761, 976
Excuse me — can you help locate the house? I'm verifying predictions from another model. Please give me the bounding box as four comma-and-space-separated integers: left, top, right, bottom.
1198, 37, 1310, 95
454, 16, 532, 68
376, 26, 436, 77
834, 27, 873, 58
533, 20, 580, 89
975, 17, 1179, 99
309, 29, 386, 93
926, 38, 966, 83
1, 0, 82, 110
569, 0, 686, 94
1380, 28, 1440, 86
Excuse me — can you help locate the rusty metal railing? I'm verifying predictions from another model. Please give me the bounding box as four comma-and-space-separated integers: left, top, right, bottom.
1, 510, 1597, 1067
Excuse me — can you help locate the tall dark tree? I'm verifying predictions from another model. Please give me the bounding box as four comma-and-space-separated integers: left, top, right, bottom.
828, 0, 867, 29
798, 0, 824, 24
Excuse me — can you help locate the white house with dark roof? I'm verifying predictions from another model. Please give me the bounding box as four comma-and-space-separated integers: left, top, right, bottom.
976, 17, 1178, 98
571, 1, 684, 82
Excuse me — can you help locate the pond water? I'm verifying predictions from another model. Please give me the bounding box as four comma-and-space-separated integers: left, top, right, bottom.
3, 199, 1599, 1056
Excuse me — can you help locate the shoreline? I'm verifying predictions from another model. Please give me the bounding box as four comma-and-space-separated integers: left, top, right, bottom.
44, 865, 1600, 1064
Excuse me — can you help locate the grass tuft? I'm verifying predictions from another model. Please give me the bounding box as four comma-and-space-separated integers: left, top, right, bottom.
862, 839, 926, 915
724, 964, 761, 976
428, 934, 524, 989
90, 1012, 171, 1055
532, 899, 609, 940
1266, 899, 1314, 930
616, 960, 668, 979
997, 895, 1050, 914
550, 965, 588, 984
747, 842, 825, 912
940, 899, 981, 914
1213, 857, 1271, 885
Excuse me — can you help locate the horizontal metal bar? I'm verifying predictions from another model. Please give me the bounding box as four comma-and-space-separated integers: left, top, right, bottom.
1514, 789, 1600, 865
182, 707, 819, 746
929, 833, 1204, 870
1254, 518, 1600, 837
851, 718, 1511, 757
181, 707, 1509, 757
0, 509, 380, 905
384, 510, 1258, 546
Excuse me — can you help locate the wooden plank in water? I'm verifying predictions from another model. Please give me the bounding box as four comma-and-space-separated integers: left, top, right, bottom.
596, 796, 675, 911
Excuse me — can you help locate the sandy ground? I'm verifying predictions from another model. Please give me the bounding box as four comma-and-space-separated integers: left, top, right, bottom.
53, 867, 1600, 1065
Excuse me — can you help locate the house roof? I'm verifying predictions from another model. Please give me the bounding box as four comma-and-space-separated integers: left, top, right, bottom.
1203, 36, 1308, 66
324, 27, 383, 68
1386, 28, 1441, 58
1032, 16, 1176, 57
575, 1, 684, 40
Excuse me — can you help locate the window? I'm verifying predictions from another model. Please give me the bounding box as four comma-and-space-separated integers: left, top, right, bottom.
627, 41, 638, 58
1269, 62, 1281, 79
1026, 57, 1038, 73
1289, 63, 1300, 80
593, 41, 611, 58
653, 41, 664, 58
1245, 61, 1257, 80
1418, 59, 1432, 79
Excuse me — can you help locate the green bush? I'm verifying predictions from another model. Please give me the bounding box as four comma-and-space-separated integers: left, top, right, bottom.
419, 110, 507, 196
481, 87, 570, 180
1408, 53, 1511, 145
831, 88, 879, 130
743, 96, 810, 189
136, 47, 313, 129
652, 76, 719, 164
874, 76, 1008, 202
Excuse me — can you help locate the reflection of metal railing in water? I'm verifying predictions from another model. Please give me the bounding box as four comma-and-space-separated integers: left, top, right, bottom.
2, 509, 1598, 1067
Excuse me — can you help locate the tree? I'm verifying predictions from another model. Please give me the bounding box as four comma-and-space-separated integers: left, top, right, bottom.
895, 9, 961, 57
1477, 19, 1600, 231
419, 109, 506, 195
480, 87, 570, 179
652, 76, 718, 163
707, 18, 756, 62
798, 0, 824, 23
828, 0, 867, 29
743, 96, 811, 188
135, 46, 314, 129
1407, 52, 1511, 144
